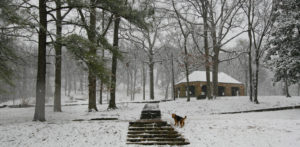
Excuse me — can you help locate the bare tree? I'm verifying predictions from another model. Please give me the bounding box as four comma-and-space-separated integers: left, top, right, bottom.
173, 0, 245, 99
187, 0, 213, 99
201, 0, 212, 99
243, 0, 275, 103
172, 0, 191, 102
245, 0, 254, 102
121, 14, 165, 100
206, 0, 245, 98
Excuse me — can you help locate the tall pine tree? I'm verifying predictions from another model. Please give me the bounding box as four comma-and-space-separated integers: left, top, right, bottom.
33, 0, 47, 121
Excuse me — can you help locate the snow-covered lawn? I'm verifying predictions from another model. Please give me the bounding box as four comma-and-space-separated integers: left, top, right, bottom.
161, 96, 300, 115
0, 103, 144, 147
1, 96, 300, 147
160, 96, 300, 147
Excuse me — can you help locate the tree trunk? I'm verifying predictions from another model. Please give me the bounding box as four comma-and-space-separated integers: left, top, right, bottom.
171, 52, 175, 100
133, 67, 137, 101
142, 63, 146, 100
73, 74, 77, 94
202, 4, 212, 99
108, 15, 120, 109
298, 83, 300, 96
149, 61, 155, 100
165, 80, 169, 100
87, 2, 98, 111
54, 1, 62, 110
99, 80, 103, 104
64, 73, 67, 96
247, 0, 253, 102
88, 73, 97, 111
68, 73, 71, 96
248, 51, 253, 101
209, 13, 219, 98
183, 38, 190, 102
46, 63, 52, 98
253, 62, 259, 104
53, 15, 62, 111
107, 84, 110, 102
22, 66, 28, 101
212, 56, 219, 98
80, 73, 83, 94
127, 69, 130, 96
284, 71, 291, 97
253, 50, 260, 104
99, 48, 104, 104
130, 70, 133, 101
210, 31, 219, 98
245, 68, 248, 96
33, 0, 47, 121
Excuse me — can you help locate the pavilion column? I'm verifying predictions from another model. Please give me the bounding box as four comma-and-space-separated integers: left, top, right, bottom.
225, 85, 231, 96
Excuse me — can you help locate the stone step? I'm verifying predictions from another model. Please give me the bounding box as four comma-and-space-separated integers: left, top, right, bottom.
141, 111, 161, 114
140, 115, 161, 119
127, 134, 181, 138
130, 119, 165, 123
126, 141, 190, 145
140, 109, 161, 119
142, 103, 160, 111
126, 103, 190, 146
141, 110, 161, 114
127, 138, 186, 142
129, 121, 167, 126
127, 130, 178, 135
129, 123, 171, 127
128, 127, 174, 131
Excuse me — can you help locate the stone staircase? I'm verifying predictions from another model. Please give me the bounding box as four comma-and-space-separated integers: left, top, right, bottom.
127, 103, 190, 145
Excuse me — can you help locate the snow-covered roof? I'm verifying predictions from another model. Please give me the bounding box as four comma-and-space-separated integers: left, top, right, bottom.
176, 71, 242, 84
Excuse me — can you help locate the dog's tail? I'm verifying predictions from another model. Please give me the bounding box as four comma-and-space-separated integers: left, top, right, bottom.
183, 116, 187, 120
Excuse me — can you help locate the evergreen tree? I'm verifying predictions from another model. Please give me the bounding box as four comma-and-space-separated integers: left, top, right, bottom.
64, 0, 150, 110
265, 0, 300, 97
0, 37, 16, 90
0, 0, 21, 89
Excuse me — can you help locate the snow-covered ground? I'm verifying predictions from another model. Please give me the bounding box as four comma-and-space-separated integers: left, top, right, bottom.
160, 96, 300, 147
0, 103, 144, 147
1, 96, 300, 146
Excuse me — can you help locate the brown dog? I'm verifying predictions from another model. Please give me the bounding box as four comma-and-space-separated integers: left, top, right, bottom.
172, 113, 187, 127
